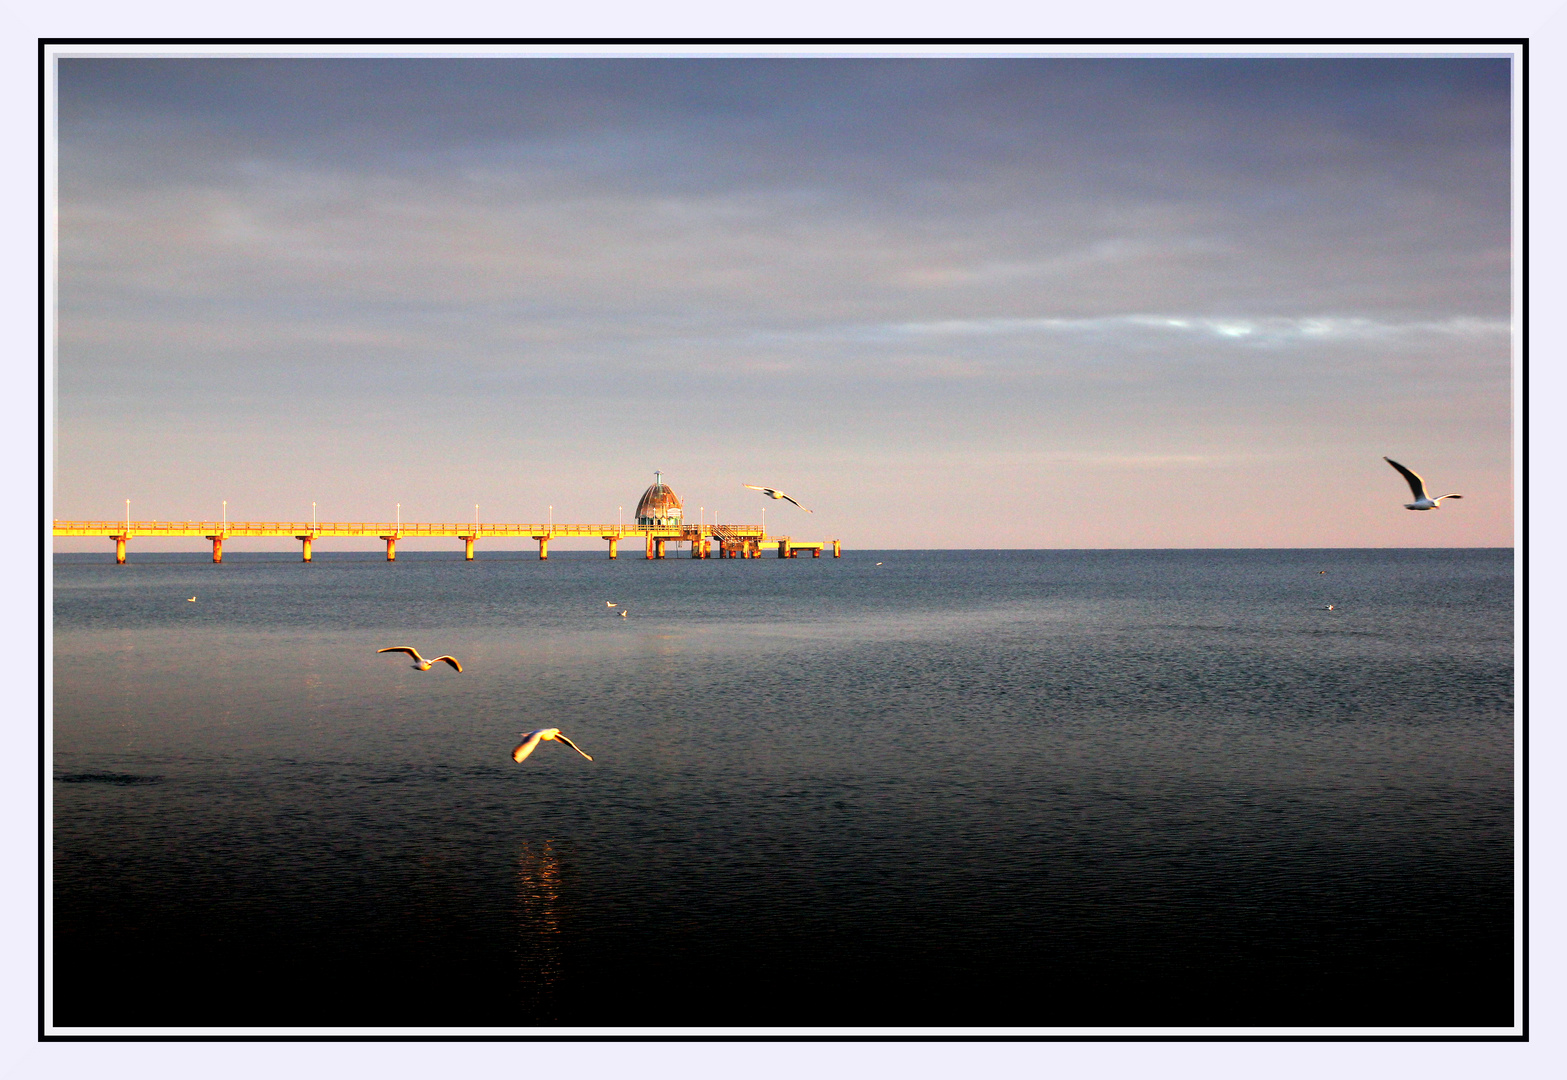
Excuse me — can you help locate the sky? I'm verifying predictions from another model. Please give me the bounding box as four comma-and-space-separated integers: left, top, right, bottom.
50, 54, 1516, 550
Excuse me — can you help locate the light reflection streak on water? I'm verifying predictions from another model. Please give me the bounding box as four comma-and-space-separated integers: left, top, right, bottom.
517, 840, 563, 1017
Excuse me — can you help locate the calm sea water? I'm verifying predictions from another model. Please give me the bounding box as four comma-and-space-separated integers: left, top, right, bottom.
51, 548, 1515, 1028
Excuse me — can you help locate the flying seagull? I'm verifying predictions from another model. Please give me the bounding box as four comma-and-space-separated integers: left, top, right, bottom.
1384, 457, 1463, 511
377, 647, 463, 672
743, 484, 812, 512
512, 728, 594, 763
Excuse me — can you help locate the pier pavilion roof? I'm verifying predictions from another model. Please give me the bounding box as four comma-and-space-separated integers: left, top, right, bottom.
635, 478, 683, 523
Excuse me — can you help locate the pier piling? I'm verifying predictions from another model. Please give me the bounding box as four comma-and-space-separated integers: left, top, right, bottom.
206, 535, 223, 564
297, 535, 313, 562
381, 536, 397, 561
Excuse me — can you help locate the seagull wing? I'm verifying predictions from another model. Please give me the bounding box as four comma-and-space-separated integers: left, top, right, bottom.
1383, 457, 1429, 501
512, 730, 547, 763
743, 484, 767, 492
778, 493, 811, 512
431, 655, 463, 672
553, 733, 594, 761
379, 647, 425, 663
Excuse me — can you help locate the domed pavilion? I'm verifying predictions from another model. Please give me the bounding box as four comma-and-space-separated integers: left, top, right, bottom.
635, 472, 683, 528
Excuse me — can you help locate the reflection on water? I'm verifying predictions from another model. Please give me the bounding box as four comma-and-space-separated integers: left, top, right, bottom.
516, 840, 563, 1020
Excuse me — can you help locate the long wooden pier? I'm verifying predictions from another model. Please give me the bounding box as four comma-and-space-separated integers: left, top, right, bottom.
52, 521, 842, 563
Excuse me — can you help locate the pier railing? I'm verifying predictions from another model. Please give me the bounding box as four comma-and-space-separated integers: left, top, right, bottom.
53, 520, 841, 563
52, 521, 765, 537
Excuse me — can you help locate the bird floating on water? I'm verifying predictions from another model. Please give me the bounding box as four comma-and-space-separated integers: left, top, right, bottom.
1323, 605, 1336, 611
743, 484, 811, 512
186, 596, 196, 602
605, 601, 618, 608
377, 647, 463, 672
512, 728, 594, 763
1384, 457, 1463, 511
619, 609, 629, 617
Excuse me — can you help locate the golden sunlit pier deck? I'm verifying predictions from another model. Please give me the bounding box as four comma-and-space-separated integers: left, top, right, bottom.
53, 521, 842, 564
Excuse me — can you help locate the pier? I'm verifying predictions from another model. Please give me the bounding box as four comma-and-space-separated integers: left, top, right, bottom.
52, 520, 842, 563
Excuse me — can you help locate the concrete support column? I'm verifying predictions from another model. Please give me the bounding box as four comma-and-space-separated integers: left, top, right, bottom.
206, 535, 223, 563
778, 540, 789, 559
114, 535, 127, 564
297, 535, 313, 562
537, 536, 549, 560
463, 536, 475, 560
691, 538, 703, 558
655, 538, 666, 559
812, 547, 821, 557
833, 539, 841, 557
606, 536, 618, 559
381, 536, 397, 561
646, 537, 655, 559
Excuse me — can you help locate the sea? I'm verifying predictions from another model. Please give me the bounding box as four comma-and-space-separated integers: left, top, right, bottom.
49, 548, 1516, 1029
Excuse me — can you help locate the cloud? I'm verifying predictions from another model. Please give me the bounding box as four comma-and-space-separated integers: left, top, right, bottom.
874, 313, 1511, 345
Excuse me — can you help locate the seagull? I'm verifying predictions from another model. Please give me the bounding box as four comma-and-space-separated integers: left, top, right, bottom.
512, 728, 594, 763
619, 609, 629, 617
743, 484, 812, 512
605, 601, 618, 608
875, 562, 883, 566
1323, 605, 1336, 611
377, 647, 463, 672
186, 596, 196, 602
1384, 457, 1463, 511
